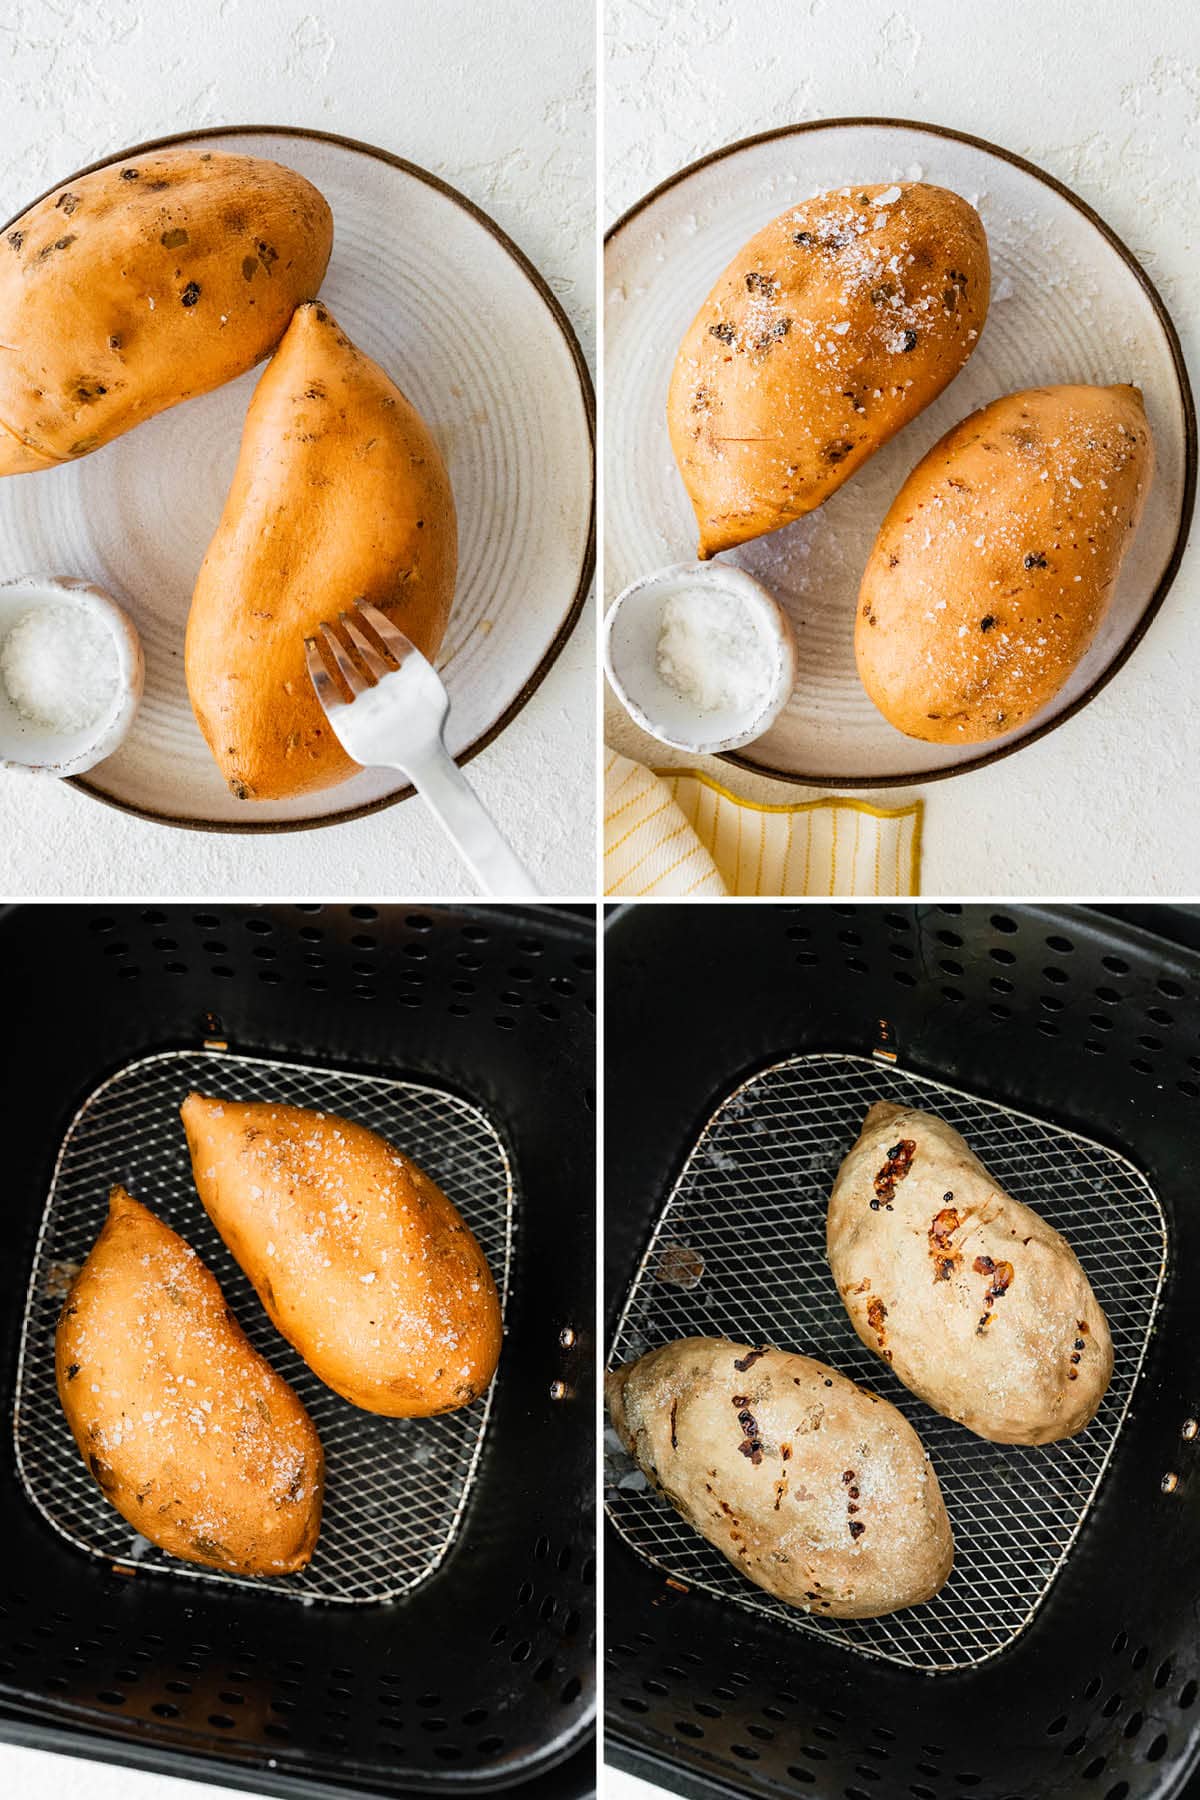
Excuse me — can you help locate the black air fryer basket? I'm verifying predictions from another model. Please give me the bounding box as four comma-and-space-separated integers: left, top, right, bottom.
0, 903, 595, 1798
605, 904, 1200, 1800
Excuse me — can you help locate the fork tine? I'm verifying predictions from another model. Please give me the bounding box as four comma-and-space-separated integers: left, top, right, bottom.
356, 597, 416, 662
304, 635, 343, 711
339, 610, 393, 681
320, 621, 367, 698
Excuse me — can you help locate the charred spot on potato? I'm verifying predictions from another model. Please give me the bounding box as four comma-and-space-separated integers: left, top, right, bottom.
180, 281, 201, 307
66, 1363, 80, 1381
1024, 551, 1048, 569
792, 230, 815, 246
89, 1453, 117, 1493
744, 270, 777, 294
108, 334, 123, 351
733, 1348, 766, 1373
735, 1405, 764, 1465
872, 1138, 916, 1208
191, 1534, 231, 1561
160, 227, 189, 249
980, 615, 996, 631
708, 321, 735, 344
848, 1519, 866, 1540
755, 317, 791, 349
669, 1398, 679, 1449
824, 438, 854, 465
899, 329, 918, 352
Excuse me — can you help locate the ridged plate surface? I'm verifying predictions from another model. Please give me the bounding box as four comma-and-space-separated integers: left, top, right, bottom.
0, 128, 593, 826
605, 120, 1191, 784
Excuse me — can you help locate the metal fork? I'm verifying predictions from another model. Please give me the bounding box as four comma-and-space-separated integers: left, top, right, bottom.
305, 600, 541, 897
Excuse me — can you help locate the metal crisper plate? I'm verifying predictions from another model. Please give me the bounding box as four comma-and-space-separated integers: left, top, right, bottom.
606, 1054, 1167, 1672
14, 1048, 514, 1606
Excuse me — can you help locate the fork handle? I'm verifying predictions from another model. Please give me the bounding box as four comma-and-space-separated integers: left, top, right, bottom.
402, 740, 543, 898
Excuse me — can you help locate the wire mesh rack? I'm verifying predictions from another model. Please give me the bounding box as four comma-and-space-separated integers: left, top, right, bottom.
14, 1047, 515, 1607
606, 1052, 1166, 1672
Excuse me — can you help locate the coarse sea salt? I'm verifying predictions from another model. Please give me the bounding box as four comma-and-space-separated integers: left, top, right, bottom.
0, 604, 119, 733
655, 588, 773, 715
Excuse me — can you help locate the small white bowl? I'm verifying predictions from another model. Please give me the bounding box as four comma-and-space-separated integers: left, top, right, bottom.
0, 575, 144, 777
604, 561, 797, 753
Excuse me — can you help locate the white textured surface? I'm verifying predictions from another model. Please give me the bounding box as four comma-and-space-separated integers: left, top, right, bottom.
0, 0, 595, 897
606, 0, 1200, 896
0, 1743, 237, 1799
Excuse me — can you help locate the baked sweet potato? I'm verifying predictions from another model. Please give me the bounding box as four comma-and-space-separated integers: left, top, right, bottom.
0, 149, 332, 474
181, 1093, 501, 1417
607, 1337, 953, 1617
828, 1103, 1113, 1443
185, 300, 457, 799
669, 182, 989, 558
855, 383, 1154, 742
56, 1186, 323, 1575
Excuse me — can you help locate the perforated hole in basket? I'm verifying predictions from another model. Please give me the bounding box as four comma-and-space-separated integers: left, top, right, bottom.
606, 1054, 1166, 1672
14, 1049, 514, 1605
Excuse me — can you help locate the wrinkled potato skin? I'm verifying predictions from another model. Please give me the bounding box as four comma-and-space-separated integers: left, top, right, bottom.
0, 150, 332, 474
185, 301, 457, 800
181, 1094, 501, 1418
56, 1186, 323, 1575
829, 1104, 1114, 1444
606, 1337, 952, 1618
668, 182, 989, 558
856, 384, 1154, 742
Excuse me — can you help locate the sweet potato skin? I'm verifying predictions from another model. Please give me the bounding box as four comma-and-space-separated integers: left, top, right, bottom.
668, 182, 989, 558
185, 301, 457, 800
56, 1186, 323, 1575
0, 149, 332, 474
181, 1094, 501, 1417
855, 384, 1154, 742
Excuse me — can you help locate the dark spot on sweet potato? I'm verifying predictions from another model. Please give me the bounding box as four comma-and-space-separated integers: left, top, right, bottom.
755, 317, 791, 348
670, 1398, 679, 1449
180, 281, 201, 307
733, 1349, 766, 1373
66, 1363, 80, 1381
254, 1396, 272, 1423
824, 438, 854, 464
257, 241, 278, 273
744, 270, 777, 293
89, 1454, 117, 1493
108, 334, 123, 351
980, 615, 996, 631
900, 329, 918, 351
887, 553, 899, 568
160, 227, 189, 249
874, 1139, 916, 1207
242, 256, 258, 280
1024, 551, 1048, 569
119, 168, 140, 181
147, 179, 171, 192
793, 230, 815, 245
6, 230, 23, 251
191, 1535, 231, 1561
708, 321, 735, 344
56, 192, 79, 215
943, 287, 958, 312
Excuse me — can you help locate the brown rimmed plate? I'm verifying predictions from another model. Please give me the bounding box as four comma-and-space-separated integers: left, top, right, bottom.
605, 117, 1194, 788
0, 125, 594, 831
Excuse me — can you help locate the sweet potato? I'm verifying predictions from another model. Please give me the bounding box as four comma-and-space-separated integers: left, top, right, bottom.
856, 384, 1154, 742
181, 1093, 501, 1417
56, 1186, 323, 1575
0, 149, 332, 474
185, 301, 457, 799
669, 182, 989, 558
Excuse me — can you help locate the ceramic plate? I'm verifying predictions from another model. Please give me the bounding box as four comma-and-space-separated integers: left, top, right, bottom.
605, 119, 1194, 787
0, 126, 593, 829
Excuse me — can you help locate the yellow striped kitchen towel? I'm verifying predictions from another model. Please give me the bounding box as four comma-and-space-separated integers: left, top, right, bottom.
604, 753, 922, 897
